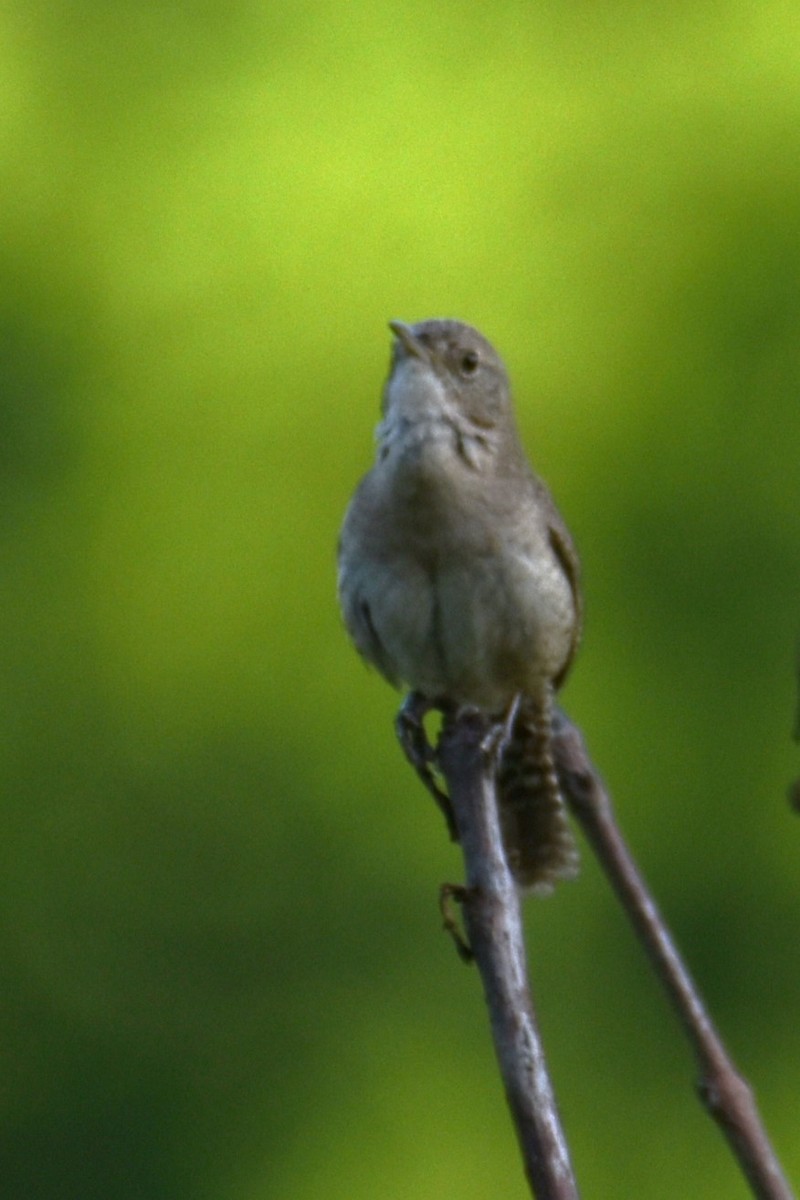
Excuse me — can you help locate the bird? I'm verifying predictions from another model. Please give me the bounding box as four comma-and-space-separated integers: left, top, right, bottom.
337, 318, 582, 893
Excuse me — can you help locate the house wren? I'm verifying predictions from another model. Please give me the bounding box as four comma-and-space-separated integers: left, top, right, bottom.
337, 319, 582, 893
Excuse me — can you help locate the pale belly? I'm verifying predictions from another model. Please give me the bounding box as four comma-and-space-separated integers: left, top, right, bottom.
351, 545, 575, 712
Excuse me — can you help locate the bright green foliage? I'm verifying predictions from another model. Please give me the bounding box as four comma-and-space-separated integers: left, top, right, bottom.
1, 3, 799, 1197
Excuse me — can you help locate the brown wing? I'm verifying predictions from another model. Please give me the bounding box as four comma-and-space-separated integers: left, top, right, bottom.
547, 518, 582, 689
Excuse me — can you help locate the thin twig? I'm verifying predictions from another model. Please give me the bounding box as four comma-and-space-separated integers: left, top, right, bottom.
436, 710, 580, 1200
551, 710, 795, 1200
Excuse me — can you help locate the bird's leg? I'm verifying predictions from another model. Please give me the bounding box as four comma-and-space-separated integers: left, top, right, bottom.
396, 691, 459, 841
439, 882, 474, 963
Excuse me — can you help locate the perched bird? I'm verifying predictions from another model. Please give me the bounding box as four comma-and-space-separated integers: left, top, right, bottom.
338, 319, 582, 893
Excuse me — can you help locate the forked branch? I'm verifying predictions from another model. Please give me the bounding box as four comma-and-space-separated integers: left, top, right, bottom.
404, 705, 795, 1200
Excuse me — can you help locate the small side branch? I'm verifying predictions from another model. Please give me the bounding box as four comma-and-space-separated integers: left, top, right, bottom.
551, 711, 794, 1200
437, 711, 580, 1200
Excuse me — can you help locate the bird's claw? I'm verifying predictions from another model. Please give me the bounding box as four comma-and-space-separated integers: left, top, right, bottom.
479, 693, 522, 768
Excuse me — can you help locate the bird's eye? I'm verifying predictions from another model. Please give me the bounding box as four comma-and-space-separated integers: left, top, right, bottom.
459, 350, 480, 376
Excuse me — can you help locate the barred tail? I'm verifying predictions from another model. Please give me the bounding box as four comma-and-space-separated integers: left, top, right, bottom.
496, 689, 580, 895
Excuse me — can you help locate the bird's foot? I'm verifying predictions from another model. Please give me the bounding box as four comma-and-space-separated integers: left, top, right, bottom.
396, 692, 458, 841
439, 882, 473, 963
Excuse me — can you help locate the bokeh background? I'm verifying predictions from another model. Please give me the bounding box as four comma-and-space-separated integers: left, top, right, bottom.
2, 2, 799, 1197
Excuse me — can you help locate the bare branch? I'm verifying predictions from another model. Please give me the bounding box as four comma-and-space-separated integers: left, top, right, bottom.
552, 711, 795, 1200
436, 710, 580, 1200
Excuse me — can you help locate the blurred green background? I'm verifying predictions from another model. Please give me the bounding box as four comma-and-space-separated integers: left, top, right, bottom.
2, 2, 799, 1197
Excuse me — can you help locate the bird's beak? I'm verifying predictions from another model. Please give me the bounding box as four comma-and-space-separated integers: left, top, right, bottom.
389, 320, 430, 363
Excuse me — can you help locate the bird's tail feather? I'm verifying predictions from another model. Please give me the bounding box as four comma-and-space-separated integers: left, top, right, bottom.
496, 691, 580, 895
